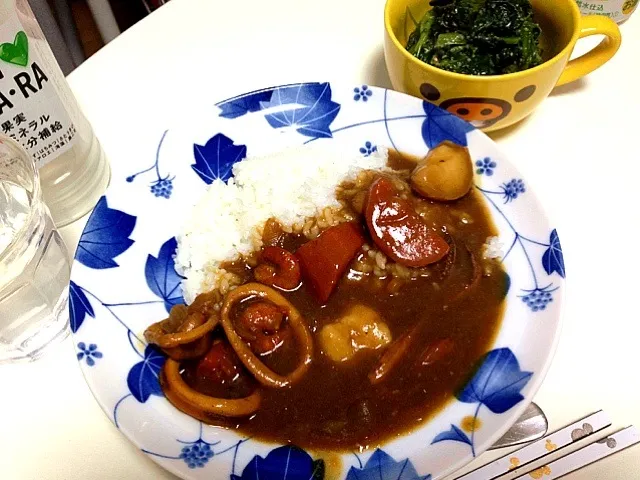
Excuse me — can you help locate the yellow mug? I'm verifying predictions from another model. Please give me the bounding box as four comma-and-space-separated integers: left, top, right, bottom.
384, 0, 622, 131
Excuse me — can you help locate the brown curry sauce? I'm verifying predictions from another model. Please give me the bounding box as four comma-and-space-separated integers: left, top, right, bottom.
157, 151, 508, 451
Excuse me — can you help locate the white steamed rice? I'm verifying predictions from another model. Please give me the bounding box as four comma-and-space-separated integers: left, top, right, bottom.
175, 143, 389, 303
483, 236, 504, 259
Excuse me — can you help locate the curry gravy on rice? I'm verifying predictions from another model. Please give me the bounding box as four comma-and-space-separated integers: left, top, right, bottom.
144, 143, 507, 450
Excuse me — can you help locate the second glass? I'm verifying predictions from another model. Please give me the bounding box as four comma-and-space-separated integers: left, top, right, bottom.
0, 135, 70, 363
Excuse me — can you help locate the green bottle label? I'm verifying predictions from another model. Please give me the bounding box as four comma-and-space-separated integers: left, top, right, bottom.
0, 14, 77, 167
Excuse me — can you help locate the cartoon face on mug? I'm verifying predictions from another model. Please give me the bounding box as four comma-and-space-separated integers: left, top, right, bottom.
420, 83, 537, 129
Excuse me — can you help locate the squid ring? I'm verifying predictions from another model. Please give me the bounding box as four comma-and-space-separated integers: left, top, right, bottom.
159, 336, 212, 361
221, 283, 313, 388
161, 359, 261, 419
145, 311, 218, 349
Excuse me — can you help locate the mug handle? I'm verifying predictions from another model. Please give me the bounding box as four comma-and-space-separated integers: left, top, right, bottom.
556, 15, 621, 87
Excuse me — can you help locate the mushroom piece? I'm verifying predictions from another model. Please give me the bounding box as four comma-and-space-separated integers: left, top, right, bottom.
410, 141, 473, 201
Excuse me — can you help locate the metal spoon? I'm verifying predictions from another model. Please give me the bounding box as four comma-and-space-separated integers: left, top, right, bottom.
489, 402, 548, 450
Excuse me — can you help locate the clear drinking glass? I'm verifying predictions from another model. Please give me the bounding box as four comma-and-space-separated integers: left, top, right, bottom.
0, 135, 70, 363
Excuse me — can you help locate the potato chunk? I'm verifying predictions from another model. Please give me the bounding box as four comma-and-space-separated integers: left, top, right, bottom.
320, 305, 392, 362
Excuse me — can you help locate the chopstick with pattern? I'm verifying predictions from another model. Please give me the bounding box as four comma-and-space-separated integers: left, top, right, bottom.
455, 410, 612, 480
513, 426, 640, 479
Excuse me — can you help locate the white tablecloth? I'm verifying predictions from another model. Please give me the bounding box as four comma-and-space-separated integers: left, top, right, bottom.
1, 0, 639, 477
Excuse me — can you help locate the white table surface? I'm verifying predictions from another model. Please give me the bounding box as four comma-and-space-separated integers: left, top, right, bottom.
1, 0, 639, 478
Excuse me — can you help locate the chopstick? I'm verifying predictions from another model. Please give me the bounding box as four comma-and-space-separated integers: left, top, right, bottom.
512, 426, 640, 479
455, 410, 612, 480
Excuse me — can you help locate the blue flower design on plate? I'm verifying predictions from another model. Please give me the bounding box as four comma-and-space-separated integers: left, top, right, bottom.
232, 445, 324, 480
520, 285, 559, 312
141, 428, 250, 471
127, 130, 175, 199
192, 133, 246, 184
475, 157, 496, 176
69, 281, 94, 333
502, 179, 525, 202
476, 186, 564, 312
354, 85, 373, 102
75, 196, 136, 269
432, 348, 532, 456
180, 440, 214, 469
359, 141, 377, 156
347, 449, 431, 480
145, 237, 185, 312
150, 178, 174, 198
126, 345, 165, 403
76, 342, 103, 366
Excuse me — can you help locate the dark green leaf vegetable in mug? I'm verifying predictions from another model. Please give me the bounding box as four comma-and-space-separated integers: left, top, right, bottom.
406, 0, 543, 75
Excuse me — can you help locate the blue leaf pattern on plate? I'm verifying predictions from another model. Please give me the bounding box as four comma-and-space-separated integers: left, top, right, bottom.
432, 425, 472, 447
145, 237, 184, 313
192, 133, 247, 184
260, 82, 340, 139
421, 102, 474, 148
127, 345, 165, 403
69, 281, 94, 333
231, 445, 324, 480
76, 196, 136, 269
457, 348, 533, 414
346, 449, 431, 480
218, 89, 274, 119
542, 229, 565, 278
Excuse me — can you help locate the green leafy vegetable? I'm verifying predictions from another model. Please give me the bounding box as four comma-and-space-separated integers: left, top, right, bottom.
406, 0, 543, 75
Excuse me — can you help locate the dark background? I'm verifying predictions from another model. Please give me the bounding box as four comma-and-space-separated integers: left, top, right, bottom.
33, 0, 171, 74
62, 0, 162, 58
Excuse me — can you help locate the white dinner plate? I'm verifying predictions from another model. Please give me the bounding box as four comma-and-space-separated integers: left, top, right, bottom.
70, 82, 565, 480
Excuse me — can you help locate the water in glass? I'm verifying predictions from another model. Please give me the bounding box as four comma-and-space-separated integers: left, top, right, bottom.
0, 136, 70, 363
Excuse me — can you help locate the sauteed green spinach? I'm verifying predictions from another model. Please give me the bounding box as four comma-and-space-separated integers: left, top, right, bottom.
406, 0, 543, 75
